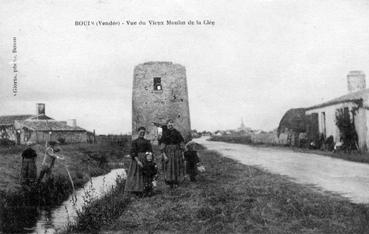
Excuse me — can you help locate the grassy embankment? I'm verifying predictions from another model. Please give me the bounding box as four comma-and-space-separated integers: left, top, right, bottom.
0, 140, 130, 233
210, 135, 369, 164
67, 147, 369, 233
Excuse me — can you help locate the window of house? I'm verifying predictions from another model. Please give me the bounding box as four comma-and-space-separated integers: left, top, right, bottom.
153, 77, 162, 91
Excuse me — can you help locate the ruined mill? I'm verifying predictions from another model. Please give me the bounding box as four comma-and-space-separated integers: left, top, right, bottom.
132, 61, 191, 143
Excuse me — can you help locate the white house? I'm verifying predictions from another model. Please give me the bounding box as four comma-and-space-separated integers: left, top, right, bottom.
305, 71, 369, 151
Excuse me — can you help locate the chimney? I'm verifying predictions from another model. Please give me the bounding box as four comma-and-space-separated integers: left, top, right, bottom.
347, 71, 366, 93
36, 103, 45, 115
67, 119, 77, 127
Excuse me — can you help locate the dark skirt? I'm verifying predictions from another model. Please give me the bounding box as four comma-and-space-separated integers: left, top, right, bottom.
21, 158, 37, 184
186, 162, 198, 177
125, 152, 145, 192
163, 144, 185, 185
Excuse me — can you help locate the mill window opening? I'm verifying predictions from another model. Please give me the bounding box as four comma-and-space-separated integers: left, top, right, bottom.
154, 77, 162, 91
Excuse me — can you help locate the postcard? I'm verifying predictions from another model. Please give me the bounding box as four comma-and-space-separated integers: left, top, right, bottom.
1, 1, 369, 233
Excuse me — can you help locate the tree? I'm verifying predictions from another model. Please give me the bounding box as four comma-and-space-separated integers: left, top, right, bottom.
335, 107, 358, 151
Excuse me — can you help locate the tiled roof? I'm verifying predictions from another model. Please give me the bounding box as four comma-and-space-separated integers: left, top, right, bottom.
306, 88, 369, 110
0, 115, 33, 126
19, 120, 86, 132
27, 115, 53, 120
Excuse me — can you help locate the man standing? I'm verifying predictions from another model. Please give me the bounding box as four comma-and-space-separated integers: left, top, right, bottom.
37, 141, 64, 184
20, 141, 38, 186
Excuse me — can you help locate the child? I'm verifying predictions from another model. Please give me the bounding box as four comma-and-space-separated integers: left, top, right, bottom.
142, 152, 158, 197
37, 141, 64, 184
184, 142, 200, 182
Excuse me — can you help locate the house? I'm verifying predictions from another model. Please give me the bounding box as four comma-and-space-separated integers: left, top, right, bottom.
305, 71, 369, 151
0, 103, 88, 144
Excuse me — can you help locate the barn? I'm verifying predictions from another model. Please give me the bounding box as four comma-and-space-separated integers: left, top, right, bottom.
277, 108, 309, 146
0, 103, 88, 145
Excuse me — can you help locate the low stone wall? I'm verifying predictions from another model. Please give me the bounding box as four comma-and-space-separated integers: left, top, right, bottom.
250, 132, 304, 146
250, 133, 279, 145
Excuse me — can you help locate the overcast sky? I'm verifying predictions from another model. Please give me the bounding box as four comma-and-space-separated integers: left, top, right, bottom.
1, 0, 369, 134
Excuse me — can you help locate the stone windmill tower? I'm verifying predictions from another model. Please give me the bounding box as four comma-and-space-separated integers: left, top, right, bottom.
132, 61, 191, 143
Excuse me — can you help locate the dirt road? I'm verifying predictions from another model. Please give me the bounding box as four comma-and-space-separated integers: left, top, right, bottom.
194, 137, 369, 204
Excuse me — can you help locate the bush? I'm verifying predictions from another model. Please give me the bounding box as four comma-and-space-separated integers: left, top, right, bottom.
66, 176, 128, 233
324, 135, 335, 151
0, 138, 16, 146
335, 108, 358, 151
57, 137, 66, 145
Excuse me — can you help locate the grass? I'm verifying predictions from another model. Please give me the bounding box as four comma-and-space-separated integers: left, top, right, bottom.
210, 135, 254, 145
68, 147, 369, 233
0, 142, 130, 192
0, 140, 131, 233
210, 135, 369, 165
65, 175, 129, 233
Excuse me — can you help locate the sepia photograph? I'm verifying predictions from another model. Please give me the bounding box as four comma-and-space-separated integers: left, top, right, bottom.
1, 0, 369, 233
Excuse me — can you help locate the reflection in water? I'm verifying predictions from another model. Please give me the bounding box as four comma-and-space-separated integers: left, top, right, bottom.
33, 168, 126, 234
1, 189, 40, 233
1, 169, 126, 234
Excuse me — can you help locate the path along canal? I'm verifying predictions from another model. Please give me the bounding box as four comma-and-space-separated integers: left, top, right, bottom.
195, 137, 369, 204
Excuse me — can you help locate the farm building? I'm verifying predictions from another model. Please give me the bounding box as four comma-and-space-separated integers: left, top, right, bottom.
305, 71, 369, 151
0, 103, 88, 144
277, 108, 313, 146
132, 61, 192, 144
277, 108, 307, 136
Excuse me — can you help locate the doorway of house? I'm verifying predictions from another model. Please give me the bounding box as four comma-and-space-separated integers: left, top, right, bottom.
16, 131, 21, 144
321, 112, 326, 137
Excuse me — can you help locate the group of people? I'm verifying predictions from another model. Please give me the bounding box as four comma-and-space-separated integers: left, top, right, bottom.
19, 119, 200, 197
20, 141, 64, 187
125, 119, 201, 197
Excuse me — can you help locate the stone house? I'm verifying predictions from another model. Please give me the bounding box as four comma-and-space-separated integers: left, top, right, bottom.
132, 61, 192, 143
305, 71, 369, 151
0, 103, 87, 144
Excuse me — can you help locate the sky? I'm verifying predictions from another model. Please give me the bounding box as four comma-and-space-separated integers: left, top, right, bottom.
1, 0, 369, 134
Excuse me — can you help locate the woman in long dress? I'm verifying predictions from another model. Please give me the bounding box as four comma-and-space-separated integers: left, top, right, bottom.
125, 127, 153, 195
160, 119, 185, 188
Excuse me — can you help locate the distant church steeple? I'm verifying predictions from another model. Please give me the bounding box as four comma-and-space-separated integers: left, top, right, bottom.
239, 118, 246, 131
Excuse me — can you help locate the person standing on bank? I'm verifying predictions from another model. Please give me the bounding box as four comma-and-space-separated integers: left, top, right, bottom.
125, 127, 153, 196
20, 141, 38, 186
37, 141, 64, 184
160, 119, 186, 189
184, 142, 201, 182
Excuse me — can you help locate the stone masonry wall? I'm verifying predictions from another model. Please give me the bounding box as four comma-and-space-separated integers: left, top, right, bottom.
132, 62, 191, 143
